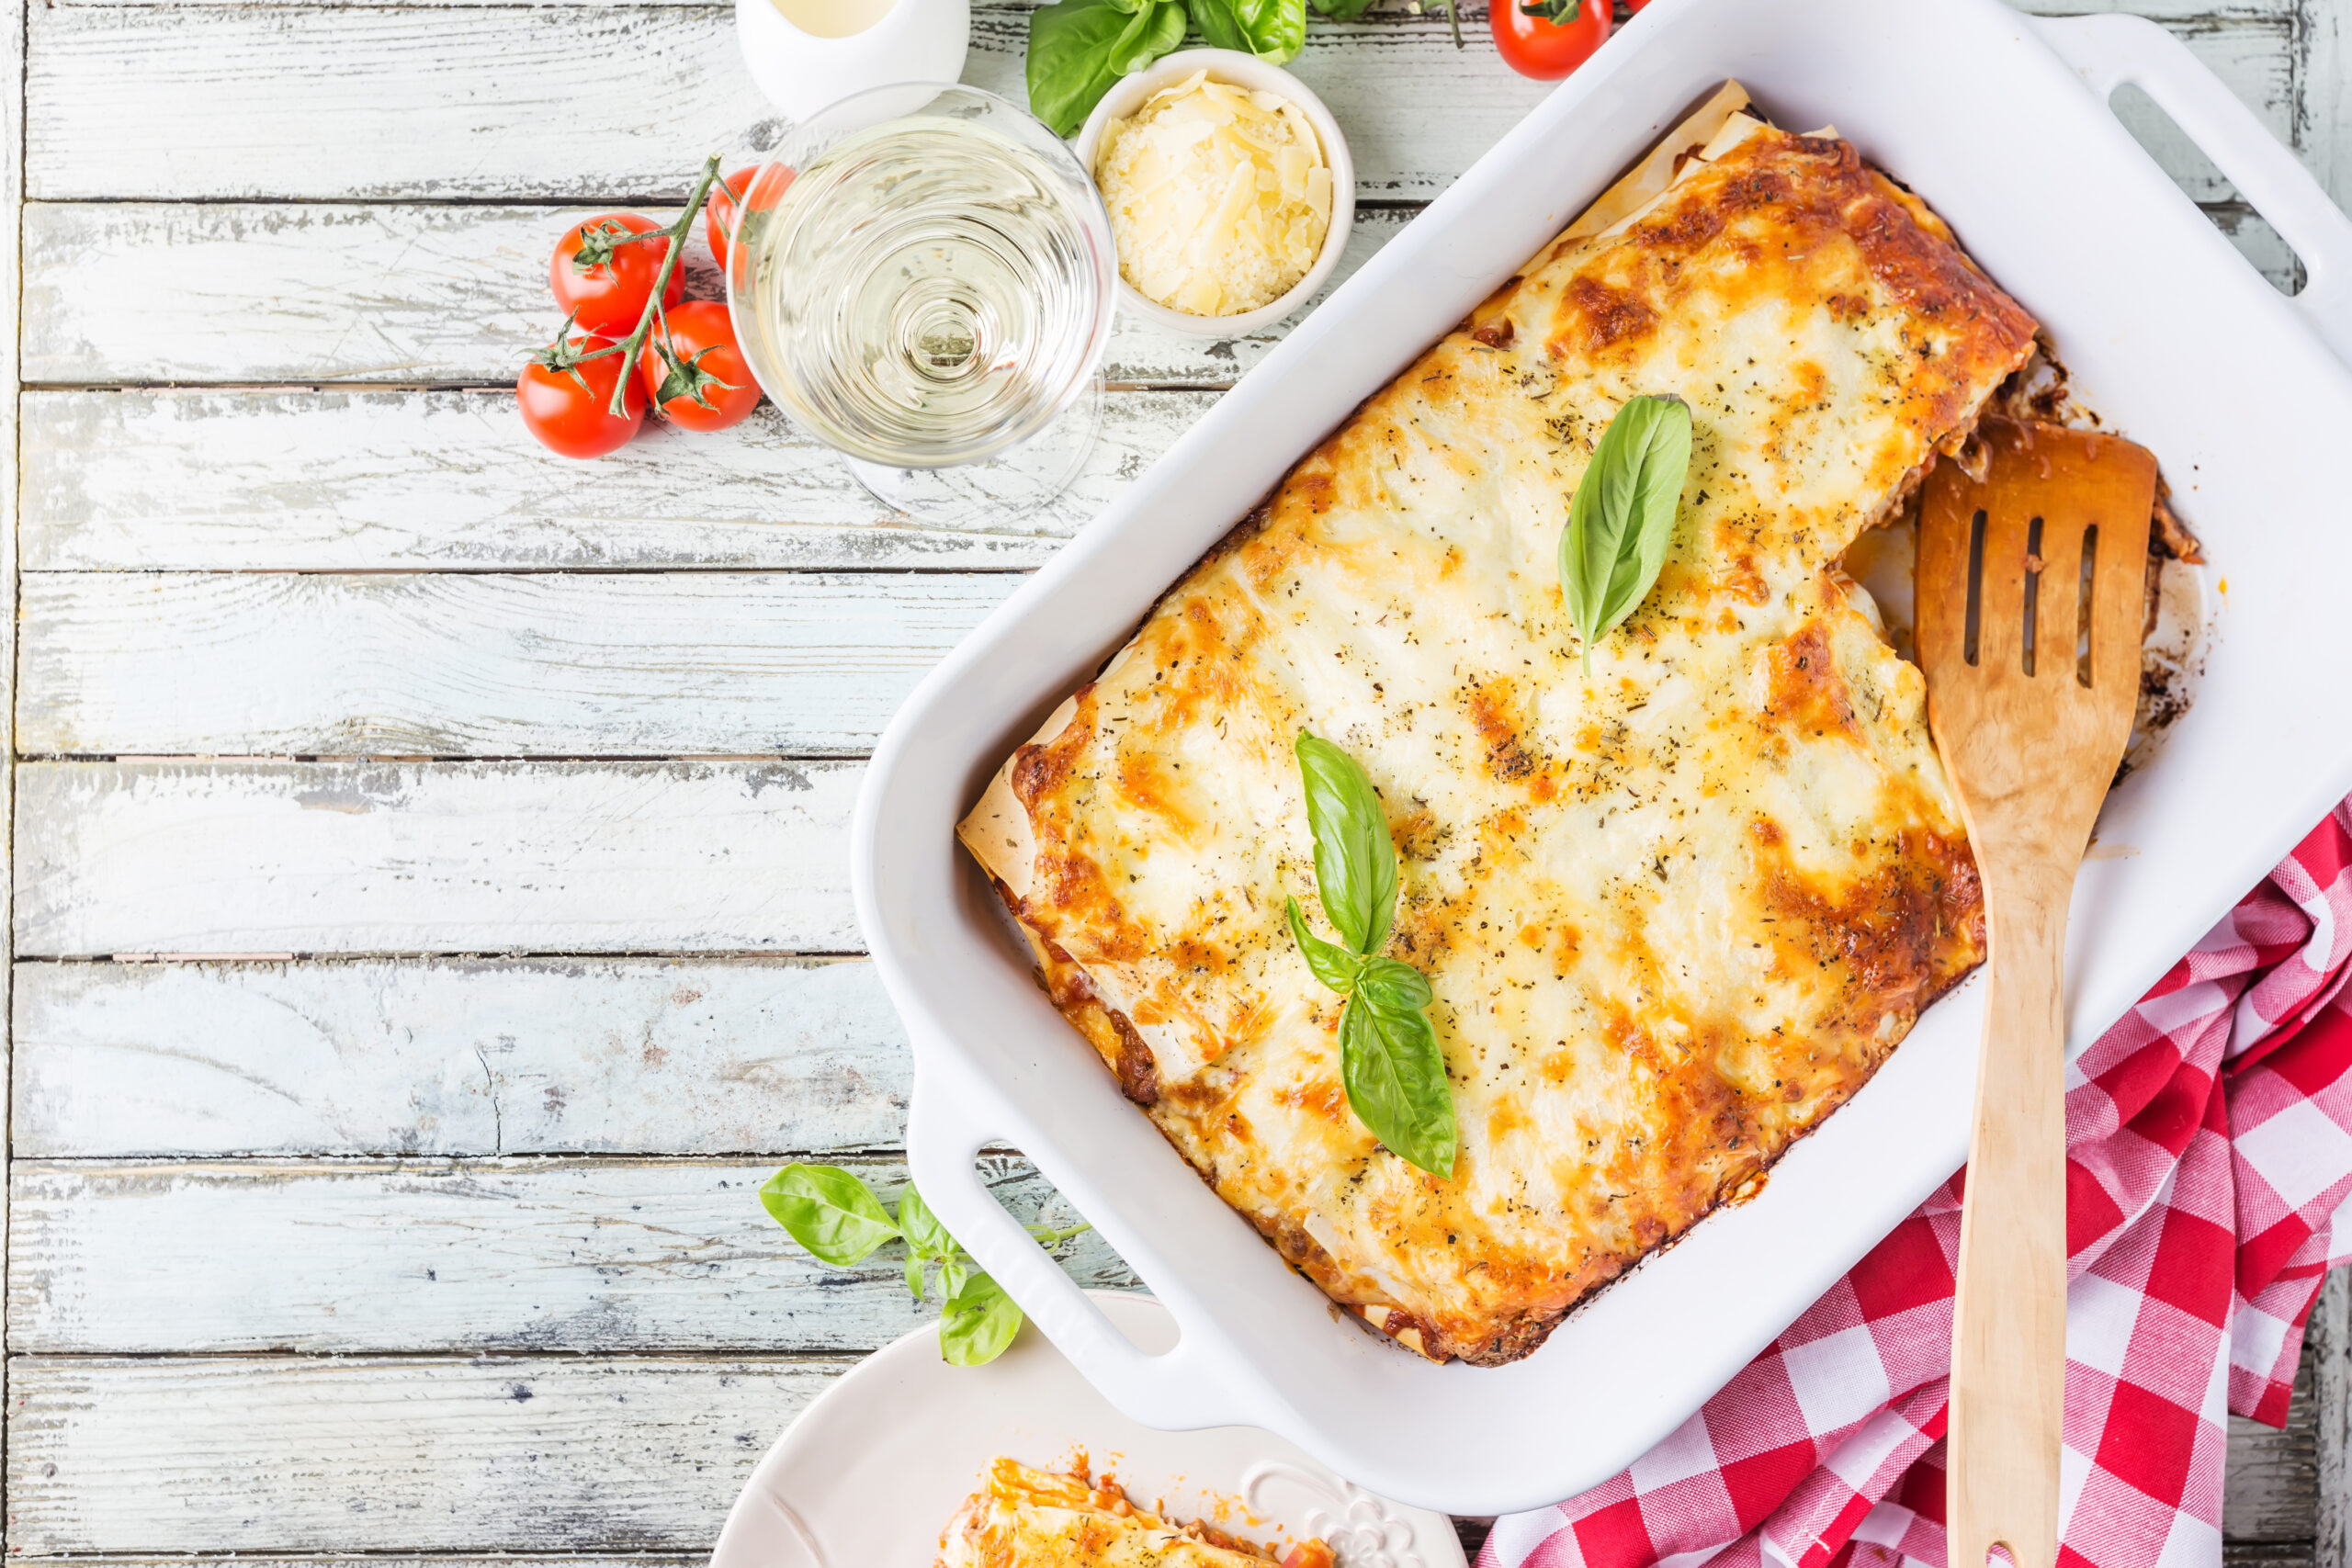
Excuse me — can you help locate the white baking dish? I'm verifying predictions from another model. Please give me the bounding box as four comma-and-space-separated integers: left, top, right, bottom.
854, 0, 2352, 1517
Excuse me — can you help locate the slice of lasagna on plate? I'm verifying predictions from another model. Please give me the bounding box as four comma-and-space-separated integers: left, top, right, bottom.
961, 101, 2041, 1366
935, 1456, 1333, 1568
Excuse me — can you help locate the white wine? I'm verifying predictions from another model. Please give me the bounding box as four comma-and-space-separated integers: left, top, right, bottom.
736, 94, 1114, 471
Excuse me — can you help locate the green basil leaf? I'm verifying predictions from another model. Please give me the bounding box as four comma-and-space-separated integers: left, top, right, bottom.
938, 1272, 1025, 1366
1559, 394, 1693, 675
1340, 996, 1456, 1179
759, 1164, 901, 1267
1306, 0, 1373, 19
1186, 0, 1305, 63
1354, 956, 1433, 1015
1286, 896, 1365, 993
905, 1251, 928, 1301
895, 1182, 953, 1262
1294, 731, 1398, 957
1026, 0, 1187, 138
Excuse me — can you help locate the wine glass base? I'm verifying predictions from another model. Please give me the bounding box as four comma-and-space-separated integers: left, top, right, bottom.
843, 378, 1102, 529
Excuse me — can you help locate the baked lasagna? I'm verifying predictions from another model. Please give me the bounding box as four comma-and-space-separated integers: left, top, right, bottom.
934, 1457, 1334, 1568
960, 106, 2038, 1364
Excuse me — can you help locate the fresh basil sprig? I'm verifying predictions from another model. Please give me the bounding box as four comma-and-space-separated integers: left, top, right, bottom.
1286, 733, 1457, 1179
1186, 0, 1306, 63
1025, 0, 1188, 138
1559, 394, 1693, 675
759, 1164, 1090, 1366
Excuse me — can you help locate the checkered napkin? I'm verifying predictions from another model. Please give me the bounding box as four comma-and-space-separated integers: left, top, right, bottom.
1480, 797, 2352, 1568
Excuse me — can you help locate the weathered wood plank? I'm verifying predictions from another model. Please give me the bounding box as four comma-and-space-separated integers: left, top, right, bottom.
12, 956, 911, 1158
15, 761, 864, 957
21, 389, 1207, 572
6, 1354, 852, 1551
2229, 1337, 2321, 1541
20, 203, 1409, 389
3, 0, 29, 1490
8, 1155, 1128, 1354
2308, 1267, 2348, 1568
2299, 0, 2352, 219
19, 570, 1018, 758
24, 5, 1547, 202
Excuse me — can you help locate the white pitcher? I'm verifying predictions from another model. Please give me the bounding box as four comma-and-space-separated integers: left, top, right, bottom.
735, 0, 969, 122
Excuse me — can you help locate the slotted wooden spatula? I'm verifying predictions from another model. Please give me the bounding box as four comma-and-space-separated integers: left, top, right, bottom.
1916, 417, 2158, 1568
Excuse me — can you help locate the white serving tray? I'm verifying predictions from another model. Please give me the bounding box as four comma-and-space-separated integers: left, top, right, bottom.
854, 0, 2352, 1517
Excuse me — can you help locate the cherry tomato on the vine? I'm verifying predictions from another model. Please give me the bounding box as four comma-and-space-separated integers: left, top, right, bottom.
638, 300, 761, 433
704, 166, 766, 275
519, 333, 646, 458
1491, 0, 1610, 79
549, 213, 684, 337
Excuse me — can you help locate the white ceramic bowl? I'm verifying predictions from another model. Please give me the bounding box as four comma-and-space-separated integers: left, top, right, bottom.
1072, 50, 1355, 338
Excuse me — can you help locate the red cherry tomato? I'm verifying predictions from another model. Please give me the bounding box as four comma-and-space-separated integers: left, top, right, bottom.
518, 333, 646, 459
549, 213, 683, 337
1625, 0, 1652, 9
1491, 0, 1610, 78
637, 300, 762, 433
704, 165, 765, 274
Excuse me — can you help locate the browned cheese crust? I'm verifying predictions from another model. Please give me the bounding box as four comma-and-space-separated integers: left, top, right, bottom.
961, 127, 2032, 1365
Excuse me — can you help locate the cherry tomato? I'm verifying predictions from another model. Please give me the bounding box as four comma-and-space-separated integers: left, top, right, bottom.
1624, 0, 1652, 9
549, 213, 683, 337
518, 333, 646, 459
637, 300, 761, 433
704, 165, 765, 274
1491, 0, 1610, 79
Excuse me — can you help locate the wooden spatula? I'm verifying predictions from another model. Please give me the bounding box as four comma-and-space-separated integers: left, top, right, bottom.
1915, 417, 2158, 1568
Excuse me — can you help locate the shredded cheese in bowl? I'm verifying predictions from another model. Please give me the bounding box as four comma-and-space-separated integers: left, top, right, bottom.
1092, 71, 1335, 319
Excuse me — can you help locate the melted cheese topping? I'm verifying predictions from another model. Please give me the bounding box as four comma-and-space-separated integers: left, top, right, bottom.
962, 127, 2034, 1366
1095, 72, 1333, 317
933, 1458, 1329, 1568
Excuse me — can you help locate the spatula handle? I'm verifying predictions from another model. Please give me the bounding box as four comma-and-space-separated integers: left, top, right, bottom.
1948, 862, 2072, 1568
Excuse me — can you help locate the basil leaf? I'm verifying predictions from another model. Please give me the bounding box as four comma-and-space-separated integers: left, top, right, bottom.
1026, 0, 1187, 138
1186, 0, 1305, 63
1286, 896, 1365, 992
1354, 956, 1432, 1015
759, 1164, 901, 1267
1340, 996, 1457, 1179
895, 1182, 953, 1261
938, 1272, 1024, 1366
905, 1251, 928, 1301
1306, 0, 1373, 18
1294, 731, 1397, 957
1559, 394, 1692, 675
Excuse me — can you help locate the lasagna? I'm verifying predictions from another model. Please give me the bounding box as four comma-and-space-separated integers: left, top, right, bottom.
934, 1457, 1334, 1568
960, 106, 2037, 1364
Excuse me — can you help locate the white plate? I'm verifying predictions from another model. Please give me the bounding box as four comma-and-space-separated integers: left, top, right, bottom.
709, 1292, 1466, 1568
854, 0, 2352, 1517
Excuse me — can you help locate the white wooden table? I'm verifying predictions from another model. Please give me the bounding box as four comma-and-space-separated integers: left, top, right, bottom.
0, 0, 2346, 1557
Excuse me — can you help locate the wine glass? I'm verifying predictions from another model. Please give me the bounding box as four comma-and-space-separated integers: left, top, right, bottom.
727, 83, 1118, 525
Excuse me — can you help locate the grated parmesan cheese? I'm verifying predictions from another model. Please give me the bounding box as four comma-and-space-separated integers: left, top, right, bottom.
1093, 71, 1334, 319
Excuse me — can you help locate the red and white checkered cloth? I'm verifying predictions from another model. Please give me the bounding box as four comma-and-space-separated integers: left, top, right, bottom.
1482, 797, 2352, 1568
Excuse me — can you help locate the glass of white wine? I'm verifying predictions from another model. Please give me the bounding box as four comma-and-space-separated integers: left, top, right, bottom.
727, 83, 1118, 525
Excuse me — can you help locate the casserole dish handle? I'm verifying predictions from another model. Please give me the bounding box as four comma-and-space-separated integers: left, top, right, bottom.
905, 1055, 1277, 1433
2031, 12, 2352, 370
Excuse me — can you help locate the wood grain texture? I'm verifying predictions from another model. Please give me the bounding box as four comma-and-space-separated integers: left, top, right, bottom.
12, 956, 912, 1158
4, 0, 28, 1496
21, 389, 1213, 572
19, 570, 1020, 757
15, 761, 864, 957
2230, 1341, 2321, 1541
20, 203, 1409, 388
24, 4, 1546, 202
7, 1155, 1130, 1353
2307, 1268, 2348, 1565
6, 1353, 855, 1551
